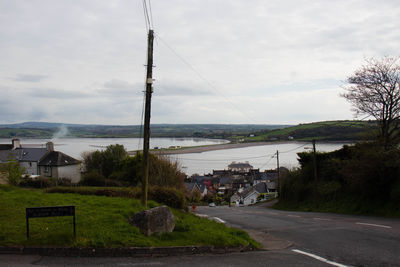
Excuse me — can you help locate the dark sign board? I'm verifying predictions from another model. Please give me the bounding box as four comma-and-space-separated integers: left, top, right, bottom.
26, 206, 76, 238
26, 206, 75, 218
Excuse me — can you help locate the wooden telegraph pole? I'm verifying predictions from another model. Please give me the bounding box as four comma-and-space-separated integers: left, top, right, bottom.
142, 29, 154, 207
276, 150, 280, 197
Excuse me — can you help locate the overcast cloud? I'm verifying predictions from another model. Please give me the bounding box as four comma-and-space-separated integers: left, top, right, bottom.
0, 0, 399, 125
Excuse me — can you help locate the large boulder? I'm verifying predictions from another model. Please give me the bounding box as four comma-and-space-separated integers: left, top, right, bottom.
129, 206, 175, 236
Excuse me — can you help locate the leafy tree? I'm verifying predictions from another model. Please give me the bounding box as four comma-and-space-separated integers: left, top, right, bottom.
81, 145, 185, 188
149, 154, 186, 189
82, 144, 128, 177
342, 57, 400, 149
5, 157, 25, 185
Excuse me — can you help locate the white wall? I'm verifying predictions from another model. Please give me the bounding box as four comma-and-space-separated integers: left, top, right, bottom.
243, 191, 259, 206
57, 164, 81, 183
20, 162, 38, 175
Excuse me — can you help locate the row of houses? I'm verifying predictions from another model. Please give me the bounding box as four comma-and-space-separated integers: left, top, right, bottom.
0, 139, 81, 183
185, 162, 281, 206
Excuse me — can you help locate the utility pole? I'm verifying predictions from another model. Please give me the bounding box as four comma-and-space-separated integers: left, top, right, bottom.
142, 29, 154, 207
276, 150, 280, 197
312, 139, 318, 209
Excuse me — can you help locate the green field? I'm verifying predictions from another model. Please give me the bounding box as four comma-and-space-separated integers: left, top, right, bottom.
0, 122, 288, 139
244, 120, 377, 142
0, 185, 259, 248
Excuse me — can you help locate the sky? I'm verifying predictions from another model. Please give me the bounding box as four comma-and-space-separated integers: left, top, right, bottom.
0, 0, 399, 125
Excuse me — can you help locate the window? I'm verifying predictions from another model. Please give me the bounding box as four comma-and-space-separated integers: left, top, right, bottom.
44, 166, 49, 173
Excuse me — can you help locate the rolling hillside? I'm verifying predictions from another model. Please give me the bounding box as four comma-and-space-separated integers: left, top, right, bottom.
243, 120, 377, 142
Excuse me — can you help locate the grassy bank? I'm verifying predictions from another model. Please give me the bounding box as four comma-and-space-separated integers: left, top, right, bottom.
0, 185, 259, 248
273, 199, 400, 218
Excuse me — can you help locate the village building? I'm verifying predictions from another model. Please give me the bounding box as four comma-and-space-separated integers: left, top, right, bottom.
0, 139, 81, 183
228, 161, 253, 173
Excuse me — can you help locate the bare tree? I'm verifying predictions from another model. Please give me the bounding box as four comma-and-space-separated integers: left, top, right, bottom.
342, 57, 400, 149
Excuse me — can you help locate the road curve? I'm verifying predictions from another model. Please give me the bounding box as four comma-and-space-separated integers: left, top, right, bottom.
196, 204, 400, 267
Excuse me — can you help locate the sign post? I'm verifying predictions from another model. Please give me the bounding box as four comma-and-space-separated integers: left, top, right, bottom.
26, 206, 76, 238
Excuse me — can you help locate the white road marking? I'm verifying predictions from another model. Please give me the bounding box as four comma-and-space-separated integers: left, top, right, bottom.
356, 222, 392, 229
213, 217, 226, 223
292, 249, 348, 267
314, 217, 332, 221
287, 215, 301, 218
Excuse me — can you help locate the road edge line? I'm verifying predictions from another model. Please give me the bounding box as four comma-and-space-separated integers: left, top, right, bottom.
292, 249, 348, 267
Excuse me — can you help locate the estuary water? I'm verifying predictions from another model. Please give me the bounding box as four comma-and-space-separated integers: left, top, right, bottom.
172, 142, 345, 175
0, 137, 228, 158
0, 138, 346, 175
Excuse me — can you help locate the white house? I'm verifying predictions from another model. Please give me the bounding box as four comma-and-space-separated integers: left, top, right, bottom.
38, 149, 81, 183
228, 161, 253, 173
230, 181, 275, 206
0, 139, 81, 183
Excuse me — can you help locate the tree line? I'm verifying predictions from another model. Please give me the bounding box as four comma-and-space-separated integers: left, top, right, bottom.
278, 57, 400, 216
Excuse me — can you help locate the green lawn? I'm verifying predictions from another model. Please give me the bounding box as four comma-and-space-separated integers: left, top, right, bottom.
0, 185, 259, 248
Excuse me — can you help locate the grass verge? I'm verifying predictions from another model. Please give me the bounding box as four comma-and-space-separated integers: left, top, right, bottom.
273, 199, 400, 218
0, 185, 260, 248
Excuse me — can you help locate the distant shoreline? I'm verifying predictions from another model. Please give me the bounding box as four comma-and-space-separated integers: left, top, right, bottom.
128, 140, 352, 155
132, 141, 297, 155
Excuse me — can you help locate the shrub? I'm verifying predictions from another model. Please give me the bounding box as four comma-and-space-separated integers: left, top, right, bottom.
19, 176, 54, 188
81, 144, 128, 177
79, 171, 107, 186
3, 158, 25, 185
149, 186, 187, 210
46, 185, 186, 209
56, 177, 72, 186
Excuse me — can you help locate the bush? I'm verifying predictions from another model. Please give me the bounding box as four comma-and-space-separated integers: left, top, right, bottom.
81, 144, 128, 178
81, 145, 184, 189
19, 176, 54, 188
46, 185, 186, 209
79, 171, 107, 186
3, 159, 25, 185
149, 186, 187, 210
56, 177, 72, 186
278, 142, 400, 216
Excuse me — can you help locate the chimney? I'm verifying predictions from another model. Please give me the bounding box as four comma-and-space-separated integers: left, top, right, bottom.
12, 138, 21, 149
46, 142, 54, 152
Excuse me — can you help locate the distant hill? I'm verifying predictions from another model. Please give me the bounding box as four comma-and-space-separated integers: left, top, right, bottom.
0, 121, 377, 141
243, 120, 377, 142
0, 122, 292, 139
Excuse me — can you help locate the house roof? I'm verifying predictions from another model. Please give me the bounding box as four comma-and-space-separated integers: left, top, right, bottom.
38, 151, 80, 166
254, 182, 269, 194
219, 177, 232, 185
228, 162, 253, 169
198, 184, 207, 193
0, 150, 15, 162
255, 172, 278, 181
14, 148, 49, 162
192, 176, 211, 183
213, 170, 231, 176
0, 144, 13, 151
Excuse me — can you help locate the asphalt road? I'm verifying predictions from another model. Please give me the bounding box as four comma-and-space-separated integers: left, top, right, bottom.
1, 204, 399, 266
196, 203, 400, 267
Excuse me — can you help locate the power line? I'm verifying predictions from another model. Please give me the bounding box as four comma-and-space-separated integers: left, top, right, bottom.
141, 0, 150, 31
171, 153, 275, 162
279, 143, 309, 154
257, 155, 275, 169
155, 33, 259, 124
148, 0, 154, 30
142, 0, 153, 30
